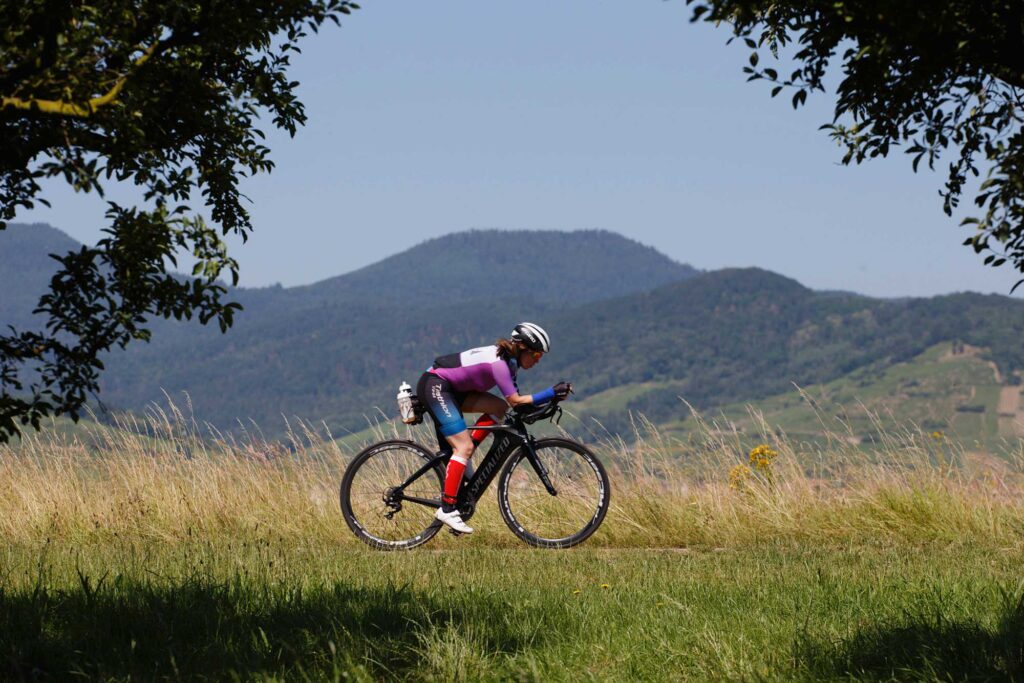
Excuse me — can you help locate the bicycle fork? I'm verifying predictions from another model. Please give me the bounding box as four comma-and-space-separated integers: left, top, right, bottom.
521, 439, 558, 496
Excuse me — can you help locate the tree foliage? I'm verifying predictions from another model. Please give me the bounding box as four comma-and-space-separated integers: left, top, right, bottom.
688, 0, 1024, 286
0, 0, 359, 441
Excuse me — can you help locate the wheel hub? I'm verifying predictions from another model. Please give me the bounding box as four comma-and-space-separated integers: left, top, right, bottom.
382, 487, 402, 518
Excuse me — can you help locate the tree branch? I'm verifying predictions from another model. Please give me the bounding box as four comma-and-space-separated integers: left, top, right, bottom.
0, 40, 160, 118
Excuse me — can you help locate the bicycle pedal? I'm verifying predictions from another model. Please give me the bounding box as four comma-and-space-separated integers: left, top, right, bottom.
448, 528, 466, 537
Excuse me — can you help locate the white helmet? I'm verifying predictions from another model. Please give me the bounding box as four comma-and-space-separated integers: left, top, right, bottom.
511, 322, 551, 353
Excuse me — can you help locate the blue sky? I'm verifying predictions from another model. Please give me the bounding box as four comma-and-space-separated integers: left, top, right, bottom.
15, 1, 1019, 298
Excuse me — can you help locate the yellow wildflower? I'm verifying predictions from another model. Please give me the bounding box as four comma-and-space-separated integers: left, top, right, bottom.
931, 431, 943, 441
600, 583, 610, 589
572, 589, 581, 595
729, 464, 751, 490
748, 444, 778, 470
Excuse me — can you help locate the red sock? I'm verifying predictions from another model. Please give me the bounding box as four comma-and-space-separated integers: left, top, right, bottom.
442, 455, 468, 506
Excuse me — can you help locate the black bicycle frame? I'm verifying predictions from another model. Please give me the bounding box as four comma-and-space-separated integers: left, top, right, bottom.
392, 414, 558, 511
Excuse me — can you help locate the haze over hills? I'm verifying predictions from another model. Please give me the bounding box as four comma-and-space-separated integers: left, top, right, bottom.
3, 222, 1024, 440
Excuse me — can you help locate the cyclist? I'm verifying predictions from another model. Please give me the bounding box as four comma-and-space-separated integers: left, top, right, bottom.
417, 322, 571, 534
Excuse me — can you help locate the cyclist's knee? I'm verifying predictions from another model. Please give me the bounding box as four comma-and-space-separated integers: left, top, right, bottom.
446, 431, 475, 461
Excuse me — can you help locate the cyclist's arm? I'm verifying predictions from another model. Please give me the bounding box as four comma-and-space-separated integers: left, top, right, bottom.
494, 362, 546, 406
507, 386, 561, 406
505, 392, 536, 407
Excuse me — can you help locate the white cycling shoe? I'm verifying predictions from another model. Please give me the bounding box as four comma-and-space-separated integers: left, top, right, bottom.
435, 507, 474, 534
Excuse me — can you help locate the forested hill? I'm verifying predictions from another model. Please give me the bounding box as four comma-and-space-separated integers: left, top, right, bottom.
542, 268, 1024, 430
102, 268, 1024, 437
273, 229, 701, 309
1, 224, 700, 432
1, 224, 700, 316
3, 223, 1023, 438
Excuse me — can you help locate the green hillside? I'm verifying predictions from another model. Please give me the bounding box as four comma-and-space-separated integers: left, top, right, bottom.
570, 342, 1023, 451
542, 269, 1024, 434
2, 224, 700, 435
100, 268, 1024, 439
4, 224, 1024, 440
276, 228, 700, 308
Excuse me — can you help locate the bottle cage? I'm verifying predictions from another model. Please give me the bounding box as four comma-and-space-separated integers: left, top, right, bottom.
406, 394, 425, 425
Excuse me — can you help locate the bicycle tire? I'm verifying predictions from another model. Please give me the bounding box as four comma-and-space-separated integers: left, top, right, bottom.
497, 437, 610, 549
339, 439, 444, 550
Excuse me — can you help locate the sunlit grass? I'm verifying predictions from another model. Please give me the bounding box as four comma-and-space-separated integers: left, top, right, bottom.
2, 400, 1024, 549
1, 402, 1023, 679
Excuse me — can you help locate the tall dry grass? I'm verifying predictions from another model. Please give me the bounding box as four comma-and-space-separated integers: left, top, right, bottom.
2, 399, 1023, 549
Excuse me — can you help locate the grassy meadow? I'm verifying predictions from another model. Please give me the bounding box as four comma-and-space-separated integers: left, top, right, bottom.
2, 403, 1024, 680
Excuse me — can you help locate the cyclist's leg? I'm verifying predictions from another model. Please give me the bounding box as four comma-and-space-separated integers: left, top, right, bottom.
417, 373, 474, 518
417, 373, 461, 454
441, 430, 474, 506
434, 429, 476, 532
461, 391, 508, 418
460, 392, 506, 458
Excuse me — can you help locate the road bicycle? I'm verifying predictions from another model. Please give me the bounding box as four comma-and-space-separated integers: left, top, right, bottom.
339, 399, 610, 550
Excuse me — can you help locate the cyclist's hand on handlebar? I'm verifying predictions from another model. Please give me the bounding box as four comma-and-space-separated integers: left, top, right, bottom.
554, 381, 573, 400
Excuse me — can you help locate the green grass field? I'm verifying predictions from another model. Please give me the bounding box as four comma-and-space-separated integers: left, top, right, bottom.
3, 542, 1023, 680
3, 399, 1024, 680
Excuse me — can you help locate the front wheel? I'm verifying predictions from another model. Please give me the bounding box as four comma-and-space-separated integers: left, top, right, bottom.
497, 438, 610, 548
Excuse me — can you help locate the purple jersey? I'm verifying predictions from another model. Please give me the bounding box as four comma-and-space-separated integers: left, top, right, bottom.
429, 345, 519, 397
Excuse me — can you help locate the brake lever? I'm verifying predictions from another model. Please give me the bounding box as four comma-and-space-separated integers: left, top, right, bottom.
551, 405, 562, 425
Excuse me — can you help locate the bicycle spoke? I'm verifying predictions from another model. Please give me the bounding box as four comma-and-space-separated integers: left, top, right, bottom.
341, 442, 442, 548
501, 441, 607, 544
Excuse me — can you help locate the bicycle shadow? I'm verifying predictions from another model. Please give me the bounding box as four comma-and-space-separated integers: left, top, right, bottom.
796, 596, 1024, 681
0, 573, 533, 679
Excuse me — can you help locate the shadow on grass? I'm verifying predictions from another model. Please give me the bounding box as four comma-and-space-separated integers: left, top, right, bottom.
797, 592, 1024, 681
0, 571, 530, 680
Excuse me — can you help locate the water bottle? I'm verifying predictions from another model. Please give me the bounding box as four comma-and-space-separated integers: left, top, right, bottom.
397, 382, 416, 424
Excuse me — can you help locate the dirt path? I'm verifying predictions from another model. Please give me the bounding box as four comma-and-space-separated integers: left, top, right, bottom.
986, 360, 1004, 384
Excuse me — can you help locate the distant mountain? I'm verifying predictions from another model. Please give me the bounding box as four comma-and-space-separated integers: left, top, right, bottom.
4, 223, 1023, 440
276, 229, 701, 308
99, 267, 1024, 438
0, 223, 80, 330
1, 223, 700, 433
1, 224, 699, 318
